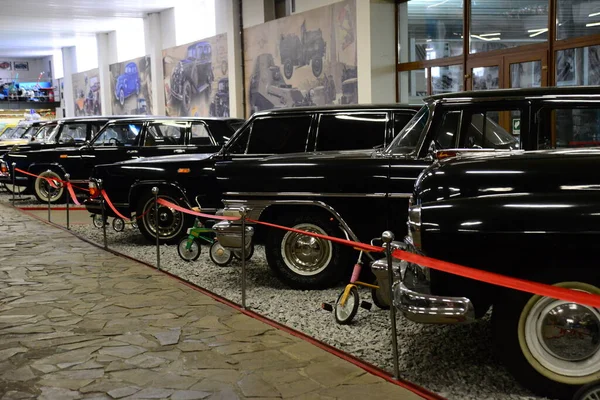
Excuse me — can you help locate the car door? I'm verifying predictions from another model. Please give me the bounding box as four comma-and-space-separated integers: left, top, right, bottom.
137, 120, 189, 158
313, 111, 389, 152
82, 121, 145, 177
188, 121, 223, 154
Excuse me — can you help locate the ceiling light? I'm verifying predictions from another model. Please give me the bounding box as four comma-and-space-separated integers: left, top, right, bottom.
470, 34, 501, 41
426, 39, 432, 42
427, 0, 451, 8
426, 47, 434, 51
527, 28, 547, 32
479, 32, 501, 37
586, 21, 600, 27
589, 11, 600, 17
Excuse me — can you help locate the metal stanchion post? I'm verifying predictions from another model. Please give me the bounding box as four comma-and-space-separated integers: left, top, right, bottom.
240, 207, 247, 309
382, 230, 400, 381
65, 173, 70, 230
46, 169, 52, 222
99, 179, 107, 249
152, 187, 160, 270
11, 163, 16, 207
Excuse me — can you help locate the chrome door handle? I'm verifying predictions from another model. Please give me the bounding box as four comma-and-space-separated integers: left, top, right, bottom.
174, 149, 185, 154
127, 150, 138, 154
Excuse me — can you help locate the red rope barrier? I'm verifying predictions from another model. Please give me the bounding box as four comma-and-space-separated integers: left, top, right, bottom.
13, 167, 90, 192
156, 198, 240, 221
66, 183, 81, 206
100, 189, 132, 221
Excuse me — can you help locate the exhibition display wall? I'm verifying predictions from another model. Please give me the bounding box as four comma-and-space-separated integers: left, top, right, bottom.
109, 56, 153, 115
72, 68, 101, 116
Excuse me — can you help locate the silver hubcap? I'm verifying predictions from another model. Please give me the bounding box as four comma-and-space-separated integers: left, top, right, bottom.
145, 197, 182, 238
281, 223, 332, 276
336, 291, 356, 321
579, 387, 600, 400
525, 295, 600, 377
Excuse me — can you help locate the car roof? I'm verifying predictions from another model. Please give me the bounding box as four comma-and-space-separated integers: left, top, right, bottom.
104, 116, 246, 124
425, 86, 600, 103
250, 103, 422, 117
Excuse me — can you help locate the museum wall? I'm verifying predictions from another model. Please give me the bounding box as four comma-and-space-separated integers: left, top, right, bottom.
71, 68, 102, 116
0, 58, 48, 82
109, 56, 154, 115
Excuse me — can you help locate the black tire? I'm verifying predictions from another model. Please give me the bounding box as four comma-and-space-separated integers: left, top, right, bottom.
136, 191, 190, 245
283, 59, 294, 80
181, 80, 192, 115
265, 212, 348, 290
311, 57, 323, 77
92, 214, 105, 229
33, 170, 64, 204
573, 381, 600, 400
334, 286, 359, 325
371, 281, 390, 310
209, 241, 232, 266
492, 269, 600, 400
233, 244, 254, 261
177, 237, 201, 262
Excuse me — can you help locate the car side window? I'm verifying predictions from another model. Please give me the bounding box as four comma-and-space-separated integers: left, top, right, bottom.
90, 123, 103, 138
316, 113, 387, 151
393, 112, 416, 139
462, 110, 521, 149
538, 107, 600, 149
92, 123, 143, 146
145, 123, 186, 146
59, 124, 88, 144
246, 116, 312, 154
431, 111, 461, 149
190, 123, 214, 146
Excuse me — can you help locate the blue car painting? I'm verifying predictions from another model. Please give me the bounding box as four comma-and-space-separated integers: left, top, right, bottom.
114, 62, 141, 107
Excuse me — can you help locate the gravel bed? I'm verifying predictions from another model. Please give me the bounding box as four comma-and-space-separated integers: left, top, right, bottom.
1, 190, 547, 400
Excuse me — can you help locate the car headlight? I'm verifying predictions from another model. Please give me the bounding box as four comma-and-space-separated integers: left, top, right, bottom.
407, 197, 421, 250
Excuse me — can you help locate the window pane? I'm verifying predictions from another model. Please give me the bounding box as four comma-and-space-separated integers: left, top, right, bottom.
510, 60, 542, 88
393, 112, 416, 139
431, 65, 463, 94
556, 45, 600, 86
398, 0, 463, 63
388, 105, 429, 154
246, 116, 312, 154
470, 0, 548, 54
92, 124, 142, 146
463, 111, 521, 149
60, 124, 88, 143
398, 69, 427, 104
557, 0, 600, 40
539, 108, 600, 148
145, 123, 186, 146
190, 123, 213, 146
316, 113, 387, 151
433, 111, 461, 149
472, 66, 500, 90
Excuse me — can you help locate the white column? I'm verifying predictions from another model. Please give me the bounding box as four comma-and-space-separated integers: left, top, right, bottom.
356, 0, 371, 103
370, 1, 396, 103
96, 33, 115, 116
241, 0, 266, 28
62, 46, 77, 117
144, 12, 167, 115
216, 0, 244, 118
398, 2, 409, 103
160, 8, 177, 49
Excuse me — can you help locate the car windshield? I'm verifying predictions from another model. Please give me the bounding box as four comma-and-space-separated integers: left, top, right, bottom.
21, 125, 40, 139
3, 126, 27, 139
385, 105, 429, 155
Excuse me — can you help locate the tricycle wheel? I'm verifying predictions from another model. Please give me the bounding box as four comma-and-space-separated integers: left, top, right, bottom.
112, 218, 125, 232
209, 241, 232, 267
92, 214, 105, 229
177, 237, 201, 262
335, 286, 359, 325
233, 244, 254, 261
371, 281, 390, 310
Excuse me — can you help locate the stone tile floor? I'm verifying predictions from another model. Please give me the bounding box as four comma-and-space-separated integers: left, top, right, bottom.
0, 203, 425, 400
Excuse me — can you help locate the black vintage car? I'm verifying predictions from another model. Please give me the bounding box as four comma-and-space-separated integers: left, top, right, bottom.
0, 116, 244, 203
169, 41, 214, 114
84, 104, 420, 244
387, 149, 600, 399
209, 78, 229, 117
213, 86, 600, 290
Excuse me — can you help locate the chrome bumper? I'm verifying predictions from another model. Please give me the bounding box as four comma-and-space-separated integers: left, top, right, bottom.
212, 209, 254, 251
372, 237, 475, 324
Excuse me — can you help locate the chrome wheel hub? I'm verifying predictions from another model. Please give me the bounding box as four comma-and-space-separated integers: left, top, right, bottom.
281, 223, 332, 276
525, 294, 600, 377
146, 198, 182, 238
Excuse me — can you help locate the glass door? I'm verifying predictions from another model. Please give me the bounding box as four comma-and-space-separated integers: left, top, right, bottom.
466, 56, 504, 91
504, 51, 548, 89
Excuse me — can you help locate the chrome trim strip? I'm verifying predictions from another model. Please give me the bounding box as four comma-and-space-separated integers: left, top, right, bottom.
224, 191, 411, 198
388, 193, 413, 198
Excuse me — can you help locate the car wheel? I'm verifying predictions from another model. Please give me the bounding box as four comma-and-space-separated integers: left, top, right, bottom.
492, 270, 600, 399
311, 57, 323, 77
119, 89, 125, 107
573, 381, 600, 400
4, 183, 28, 195
136, 191, 190, 244
182, 80, 192, 115
33, 170, 64, 204
283, 59, 293, 80
265, 212, 348, 290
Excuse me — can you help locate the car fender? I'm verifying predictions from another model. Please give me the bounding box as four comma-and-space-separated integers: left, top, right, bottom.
129, 180, 192, 211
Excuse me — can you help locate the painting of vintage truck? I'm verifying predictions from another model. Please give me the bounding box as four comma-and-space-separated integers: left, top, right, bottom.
243, 0, 357, 116
162, 33, 228, 118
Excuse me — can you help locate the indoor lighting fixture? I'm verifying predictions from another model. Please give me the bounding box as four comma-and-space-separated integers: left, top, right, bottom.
589, 11, 600, 17
470, 34, 501, 41
479, 32, 501, 37
427, 0, 451, 8
528, 28, 548, 37
586, 21, 600, 27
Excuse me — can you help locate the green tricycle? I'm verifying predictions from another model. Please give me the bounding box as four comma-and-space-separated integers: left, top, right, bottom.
177, 214, 254, 266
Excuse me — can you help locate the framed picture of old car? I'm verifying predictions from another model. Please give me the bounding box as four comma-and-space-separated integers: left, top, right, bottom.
0, 61, 11, 70
13, 62, 29, 71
